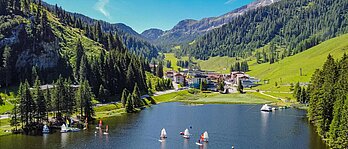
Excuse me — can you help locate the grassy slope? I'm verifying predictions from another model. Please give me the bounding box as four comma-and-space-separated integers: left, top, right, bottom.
46, 9, 104, 66
164, 53, 237, 73
163, 53, 189, 71
195, 56, 237, 74
249, 33, 348, 91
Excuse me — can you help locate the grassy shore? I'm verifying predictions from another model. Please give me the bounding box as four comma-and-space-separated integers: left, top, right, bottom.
94, 103, 128, 119
0, 118, 13, 137
152, 90, 288, 105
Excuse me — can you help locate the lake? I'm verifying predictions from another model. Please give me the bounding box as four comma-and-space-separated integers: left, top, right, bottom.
0, 103, 327, 149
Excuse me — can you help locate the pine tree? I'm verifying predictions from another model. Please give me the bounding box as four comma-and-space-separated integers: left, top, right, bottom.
19, 80, 36, 127
76, 80, 94, 120
132, 83, 143, 108
33, 78, 46, 122
31, 66, 38, 85
98, 84, 106, 100
45, 87, 52, 119
121, 88, 129, 108
75, 39, 84, 81
156, 61, 164, 78
126, 63, 135, 90
293, 82, 300, 98
79, 55, 88, 83
126, 94, 134, 113
11, 98, 19, 131
2, 46, 12, 87
237, 79, 244, 93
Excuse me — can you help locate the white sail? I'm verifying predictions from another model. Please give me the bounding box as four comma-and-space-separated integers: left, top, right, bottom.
160, 128, 167, 138
42, 125, 49, 133
61, 124, 67, 133
183, 128, 190, 138
203, 131, 209, 139
184, 129, 189, 136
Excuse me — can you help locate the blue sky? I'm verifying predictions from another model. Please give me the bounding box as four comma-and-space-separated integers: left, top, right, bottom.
44, 0, 254, 33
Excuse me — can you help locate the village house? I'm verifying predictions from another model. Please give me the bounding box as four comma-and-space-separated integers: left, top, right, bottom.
165, 70, 175, 80
174, 73, 185, 84
189, 74, 208, 88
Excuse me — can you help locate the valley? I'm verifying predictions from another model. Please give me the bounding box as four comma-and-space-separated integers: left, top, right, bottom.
0, 0, 348, 148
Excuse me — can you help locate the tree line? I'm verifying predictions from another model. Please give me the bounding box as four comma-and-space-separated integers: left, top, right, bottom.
307, 54, 348, 148
177, 60, 189, 69
230, 61, 249, 72
12, 76, 94, 133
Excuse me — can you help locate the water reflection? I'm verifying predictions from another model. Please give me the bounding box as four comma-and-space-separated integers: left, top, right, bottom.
260, 111, 270, 136
160, 139, 166, 149
43, 134, 48, 147
61, 133, 68, 148
202, 142, 209, 149
183, 138, 189, 149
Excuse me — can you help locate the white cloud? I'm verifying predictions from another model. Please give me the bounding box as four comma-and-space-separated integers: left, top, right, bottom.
225, 0, 236, 4
94, 0, 110, 18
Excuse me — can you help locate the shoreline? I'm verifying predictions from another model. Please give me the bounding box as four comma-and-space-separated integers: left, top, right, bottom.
0, 90, 301, 137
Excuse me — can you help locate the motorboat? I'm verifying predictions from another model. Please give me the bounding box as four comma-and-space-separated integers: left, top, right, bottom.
260, 104, 272, 112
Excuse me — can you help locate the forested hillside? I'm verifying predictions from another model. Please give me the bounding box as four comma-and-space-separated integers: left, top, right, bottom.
307, 55, 348, 148
0, 0, 150, 98
181, 0, 348, 60
42, 2, 161, 60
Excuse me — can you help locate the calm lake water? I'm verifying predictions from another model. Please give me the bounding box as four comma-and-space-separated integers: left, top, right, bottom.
0, 103, 327, 149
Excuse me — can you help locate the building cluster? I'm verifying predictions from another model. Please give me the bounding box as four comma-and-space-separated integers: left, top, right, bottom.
165, 69, 259, 91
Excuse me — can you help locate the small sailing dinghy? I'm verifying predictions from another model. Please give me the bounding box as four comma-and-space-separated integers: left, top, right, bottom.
96, 119, 102, 129
183, 128, 190, 139
158, 128, 167, 142
60, 124, 68, 133
42, 125, 50, 134
103, 125, 109, 135
201, 131, 209, 142
160, 128, 167, 139
83, 118, 88, 130
260, 104, 272, 112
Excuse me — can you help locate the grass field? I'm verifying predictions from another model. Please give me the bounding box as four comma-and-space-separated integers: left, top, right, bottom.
163, 53, 189, 71
152, 90, 284, 105
248, 33, 348, 90
0, 118, 13, 137
164, 53, 237, 73
195, 56, 238, 74
0, 90, 17, 114
191, 93, 271, 104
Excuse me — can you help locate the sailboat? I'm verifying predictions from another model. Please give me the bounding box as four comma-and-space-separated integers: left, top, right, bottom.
83, 118, 88, 130
42, 125, 50, 134
103, 125, 109, 135
60, 124, 68, 133
260, 104, 272, 112
96, 119, 102, 129
159, 128, 167, 142
202, 131, 209, 142
183, 129, 190, 139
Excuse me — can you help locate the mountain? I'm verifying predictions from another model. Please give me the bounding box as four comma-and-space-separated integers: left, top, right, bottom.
141, 29, 164, 41
181, 0, 348, 60
43, 2, 161, 57
149, 0, 281, 46
0, 0, 150, 96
